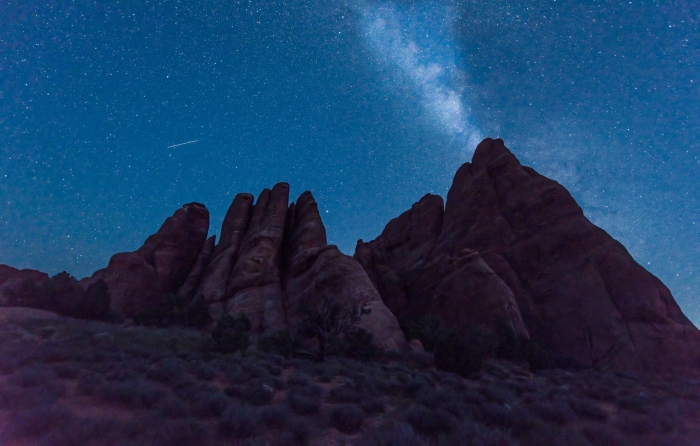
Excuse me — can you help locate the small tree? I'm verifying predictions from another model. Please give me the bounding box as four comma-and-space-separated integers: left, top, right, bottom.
297, 297, 374, 361
211, 313, 251, 353
433, 328, 484, 377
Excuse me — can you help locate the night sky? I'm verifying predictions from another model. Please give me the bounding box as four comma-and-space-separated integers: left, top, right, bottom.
2, 1, 698, 325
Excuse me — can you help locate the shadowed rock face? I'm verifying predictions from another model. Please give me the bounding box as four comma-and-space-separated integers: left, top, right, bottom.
355, 138, 700, 375
85, 202, 210, 319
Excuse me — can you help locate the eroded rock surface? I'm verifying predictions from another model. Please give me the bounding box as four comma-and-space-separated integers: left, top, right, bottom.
85, 202, 210, 320
356, 138, 700, 375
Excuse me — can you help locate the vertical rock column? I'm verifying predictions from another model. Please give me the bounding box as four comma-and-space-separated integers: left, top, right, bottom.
194, 193, 254, 319
225, 183, 290, 331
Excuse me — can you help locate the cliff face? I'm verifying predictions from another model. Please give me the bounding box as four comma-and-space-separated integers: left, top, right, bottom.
354, 138, 700, 375
1, 137, 698, 373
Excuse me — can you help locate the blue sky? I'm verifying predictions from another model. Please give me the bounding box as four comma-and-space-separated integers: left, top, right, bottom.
1, 1, 698, 325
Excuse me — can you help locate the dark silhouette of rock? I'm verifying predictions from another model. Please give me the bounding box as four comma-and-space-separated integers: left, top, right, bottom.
176, 235, 216, 301
224, 183, 290, 332
86, 202, 210, 320
0, 266, 54, 310
355, 193, 529, 343
283, 191, 407, 352
356, 138, 700, 375
196, 193, 254, 313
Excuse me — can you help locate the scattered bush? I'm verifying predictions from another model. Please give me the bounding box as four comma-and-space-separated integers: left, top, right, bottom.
366, 422, 429, 446
339, 327, 378, 361
360, 395, 385, 414
211, 313, 251, 353
153, 419, 206, 446
433, 329, 484, 377
565, 397, 609, 421
403, 404, 454, 436
288, 391, 321, 415
331, 403, 365, 433
329, 384, 361, 403
158, 395, 190, 419
0, 405, 75, 441
258, 329, 297, 358
147, 358, 186, 383
94, 380, 165, 409
530, 401, 577, 424
241, 380, 275, 406
8, 366, 58, 388
218, 403, 261, 440
260, 405, 290, 429
191, 390, 229, 418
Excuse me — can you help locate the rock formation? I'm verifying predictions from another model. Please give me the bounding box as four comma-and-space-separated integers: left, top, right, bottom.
355, 138, 700, 375
83, 202, 210, 320
1, 137, 697, 372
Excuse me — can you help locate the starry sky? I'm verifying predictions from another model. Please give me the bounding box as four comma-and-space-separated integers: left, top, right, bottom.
1, 1, 698, 325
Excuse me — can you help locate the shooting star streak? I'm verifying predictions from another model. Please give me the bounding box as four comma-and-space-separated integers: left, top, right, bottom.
167, 140, 199, 148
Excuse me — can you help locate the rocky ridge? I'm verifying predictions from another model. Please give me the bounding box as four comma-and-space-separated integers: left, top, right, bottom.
1, 138, 698, 375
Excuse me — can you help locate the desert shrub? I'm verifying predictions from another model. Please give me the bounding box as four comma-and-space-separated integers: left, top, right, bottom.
94, 380, 166, 409
565, 397, 608, 421
530, 401, 577, 424
0, 386, 59, 410
8, 366, 58, 388
211, 313, 251, 353
0, 405, 75, 442
403, 404, 454, 437
261, 405, 289, 429
329, 384, 361, 403
147, 358, 186, 383
258, 360, 283, 376
286, 372, 322, 397
400, 314, 446, 352
191, 390, 229, 417
331, 403, 365, 433
0, 355, 19, 375
224, 385, 244, 398
366, 422, 429, 446
258, 329, 297, 358
188, 361, 218, 381
218, 403, 261, 440
74, 279, 112, 321
433, 329, 484, 377
415, 388, 446, 409
280, 418, 310, 446
339, 327, 378, 361
479, 402, 517, 428
360, 395, 386, 414
404, 376, 432, 397
288, 391, 321, 415
445, 401, 479, 421
153, 419, 206, 446
52, 362, 81, 379
480, 386, 517, 404
241, 380, 275, 405
158, 395, 190, 419
447, 420, 519, 446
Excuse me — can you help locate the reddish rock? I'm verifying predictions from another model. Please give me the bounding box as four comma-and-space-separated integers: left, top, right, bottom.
195, 194, 254, 309
224, 183, 290, 331
356, 138, 700, 375
88, 203, 210, 320
0, 266, 53, 310
284, 191, 407, 352
0, 268, 90, 318
176, 235, 216, 301
355, 193, 529, 342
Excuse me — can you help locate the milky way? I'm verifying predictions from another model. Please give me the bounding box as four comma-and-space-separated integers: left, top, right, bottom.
1, 1, 698, 324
